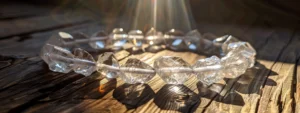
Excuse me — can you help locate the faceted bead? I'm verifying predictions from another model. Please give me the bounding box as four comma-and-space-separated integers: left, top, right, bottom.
73, 48, 96, 76
212, 35, 231, 56
185, 30, 215, 54
220, 35, 240, 54
96, 52, 120, 78
46, 32, 75, 50
212, 35, 230, 45
154, 56, 192, 84
70, 32, 92, 49
184, 30, 202, 51
193, 56, 223, 85
221, 51, 250, 78
108, 28, 128, 49
145, 28, 164, 45
164, 29, 186, 50
89, 31, 108, 49
228, 42, 256, 67
120, 58, 155, 84
40, 44, 74, 73
145, 28, 164, 52
128, 30, 144, 49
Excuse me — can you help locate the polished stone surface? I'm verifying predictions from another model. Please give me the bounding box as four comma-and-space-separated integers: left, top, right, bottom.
108, 28, 128, 49
120, 58, 155, 84
97, 52, 120, 78
193, 56, 223, 85
73, 48, 96, 76
164, 29, 186, 50
154, 56, 192, 84
89, 31, 108, 49
40, 44, 74, 73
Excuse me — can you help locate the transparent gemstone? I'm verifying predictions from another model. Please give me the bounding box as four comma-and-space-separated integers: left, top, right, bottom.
108, 28, 128, 49
120, 58, 155, 84
164, 29, 186, 50
97, 52, 120, 78
40, 44, 74, 73
73, 48, 96, 76
128, 30, 144, 49
89, 31, 108, 49
221, 51, 250, 78
220, 35, 240, 54
70, 32, 91, 49
46, 32, 75, 50
185, 30, 215, 54
228, 42, 256, 67
154, 56, 192, 84
212, 35, 231, 56
185, 30, 201, 51
213, 35, 230, 45
193, 56, 223, 85
145, 28, 164, 45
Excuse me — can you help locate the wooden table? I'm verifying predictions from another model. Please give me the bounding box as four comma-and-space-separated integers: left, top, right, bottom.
0, 1, 299, 113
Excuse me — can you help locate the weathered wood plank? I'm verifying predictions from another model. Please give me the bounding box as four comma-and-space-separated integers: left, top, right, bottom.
196, 27, 295, 113
0, 22, 105, 56
296, 58, 300, 113
0, 11, 93, 38
256, 30, 297, 113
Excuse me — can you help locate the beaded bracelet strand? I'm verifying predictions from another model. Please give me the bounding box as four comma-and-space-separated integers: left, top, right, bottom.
40, 28, 256, 85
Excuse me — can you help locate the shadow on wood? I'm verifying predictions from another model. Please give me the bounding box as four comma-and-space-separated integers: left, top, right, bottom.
154, 84, 200, 113
196, 61, 278, 106
113, 83, 155, 109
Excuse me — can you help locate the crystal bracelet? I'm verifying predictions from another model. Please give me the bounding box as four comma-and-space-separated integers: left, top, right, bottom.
40, 28, 256, 85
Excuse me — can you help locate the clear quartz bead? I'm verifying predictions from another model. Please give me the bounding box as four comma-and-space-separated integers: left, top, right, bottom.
212, 35, 230, 56
46, 32, 75, 50
164, 29, 186, 50
221, 51, 250, 78
184, 30, 202, 51
96, 52, 120, 78
220, 35, 240, 54
108, 28, 128, 49
145, 28, 164, 45
185, 30, 215, 54
73, 48, 96, 76
144, 28, 164, 52
193, 56, 223, 85
213, 35, 230, 46
228, 42, 256, 67
89, 31, 108, 49
40, 44, 74, 73
128, 30, 144, 49
154, 56, 192, 84
71, 32, 90, 48
120, 58, 155, 84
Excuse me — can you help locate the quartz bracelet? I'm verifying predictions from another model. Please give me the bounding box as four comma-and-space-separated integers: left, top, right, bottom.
40, 28, 256, 85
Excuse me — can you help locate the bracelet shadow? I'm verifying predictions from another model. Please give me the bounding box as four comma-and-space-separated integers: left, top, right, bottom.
31, 73, 118, 112
113, 83, 155, 110
44, 59, 276, 112
47, 75, 117, 101
151, 61, 278, 112
154, 84, 200, 113
196, 61, 278, 106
